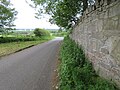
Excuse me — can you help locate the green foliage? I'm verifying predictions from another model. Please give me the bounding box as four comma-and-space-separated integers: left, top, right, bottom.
0, 40, 50, 57
51, 31, 68, 37
0, 0, 17, 27
32, 0, 94, 29
0, 28, 52, 43
0, 28, 4, 33
0, 36, 54, 44
59, 36, 118, 90
34, 28, 50, 37
0, 37, 36, 43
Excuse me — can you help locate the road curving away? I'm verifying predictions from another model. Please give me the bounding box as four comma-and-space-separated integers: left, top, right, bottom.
0, 37, 63, 90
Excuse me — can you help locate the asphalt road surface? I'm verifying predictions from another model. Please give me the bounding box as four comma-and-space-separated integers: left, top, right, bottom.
0, 37, 63, 90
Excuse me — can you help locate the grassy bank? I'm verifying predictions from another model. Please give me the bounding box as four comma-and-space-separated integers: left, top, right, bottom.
0, 28, 54, 57
59, 36, 118, 90
0, 37, 53, 57
0, 37, 36, 43
0, 36, 53, 44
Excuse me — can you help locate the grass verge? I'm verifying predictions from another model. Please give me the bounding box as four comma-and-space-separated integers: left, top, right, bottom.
59, 36, 118, 90
0, 40, 49, 57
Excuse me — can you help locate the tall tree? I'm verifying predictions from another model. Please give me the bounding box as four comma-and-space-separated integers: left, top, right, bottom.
31, 0, 94, 29
0, 0, 17, 27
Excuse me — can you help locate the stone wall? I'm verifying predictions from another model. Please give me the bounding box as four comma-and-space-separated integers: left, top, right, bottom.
70, 0, 120, 87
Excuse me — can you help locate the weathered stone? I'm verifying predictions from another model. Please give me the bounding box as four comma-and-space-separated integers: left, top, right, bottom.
70, 0, 120, 88
100, 47, 109, 54
100, 0, 104, 6
111, 40, 120, 61
103, 0, 108, 6
95, 0, 99, 8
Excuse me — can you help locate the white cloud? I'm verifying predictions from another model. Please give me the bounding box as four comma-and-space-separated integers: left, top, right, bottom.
10, 0, 59, 29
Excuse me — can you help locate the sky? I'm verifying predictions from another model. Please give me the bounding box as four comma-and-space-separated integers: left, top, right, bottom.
10, 0, 59, 29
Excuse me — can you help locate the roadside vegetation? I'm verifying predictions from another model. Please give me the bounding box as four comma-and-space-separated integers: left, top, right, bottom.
0, 28, 53, 57
0, 41, 46, 57
50, 29, 68, 37
59, 36, 118, 90
34, 28, 51, 37
51, 31, 68, 37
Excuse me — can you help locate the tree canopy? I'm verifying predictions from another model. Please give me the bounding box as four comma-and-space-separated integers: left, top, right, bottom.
31, 0, 94, 29
0, 0, 17, 27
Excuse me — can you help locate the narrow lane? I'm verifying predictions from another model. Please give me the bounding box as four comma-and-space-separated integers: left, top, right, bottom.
0, 37, 63, 90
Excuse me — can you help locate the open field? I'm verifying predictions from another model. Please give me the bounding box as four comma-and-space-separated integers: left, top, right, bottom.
0, 29, 54, 57
0, 40, 48, 57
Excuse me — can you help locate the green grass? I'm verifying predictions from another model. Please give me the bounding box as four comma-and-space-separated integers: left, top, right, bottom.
0, 34, 54, 43
0, 37, 37, 43
59, 36, 118, 90
0, 39, 50, 57
0, 34, 54, 57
